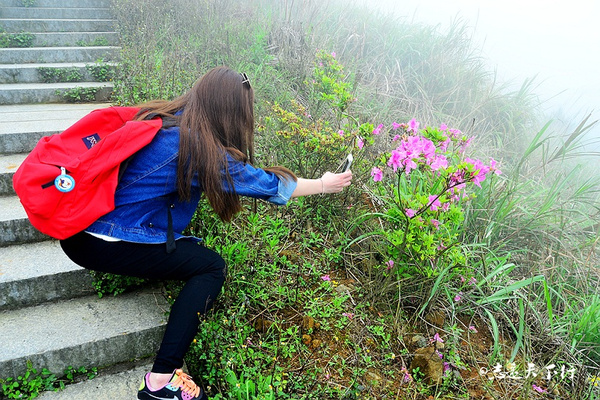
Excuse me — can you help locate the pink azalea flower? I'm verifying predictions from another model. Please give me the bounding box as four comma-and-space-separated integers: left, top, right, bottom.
469, 277, 477, 285
406, 135, 423, 153
342, 312, 354, 319
392, 134, 401, 142
321, 275, 331, 281
371, 167, 383, 182
421, 138, 436, 161
408, 118, 420, 133
460, 137, 473, 151
431, 333, 444, 343
392, 122, 401, 130
405, 208, 416, 218
443, 362, 450, 374
430, 155, 448, 171
357, 136, 364, 149
465, 157, 490, 188
440, 123, 448, 131
372, 124, 384, 135
468, 326, 478, 333
430, 219, 440, 229
439, 137, 451, 152
454, 292, 463, 302
489, 157, 502, 175
532, 384, 547, 393
449, 128, 462, 138
404, 158, 418, 175
460, 275, 466, 283
428, 195, 442, 211
331, 51, 336, 58
386, 260, 394, 270
387, 149, 404, 172
338, 129, 344, 137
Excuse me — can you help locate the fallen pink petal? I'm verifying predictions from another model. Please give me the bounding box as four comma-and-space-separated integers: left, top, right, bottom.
532, 384, 547, 393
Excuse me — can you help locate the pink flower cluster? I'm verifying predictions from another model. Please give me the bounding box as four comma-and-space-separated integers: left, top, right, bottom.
369, 120, 502, 218
386, 135, 448, 175
464, 157, 502, 187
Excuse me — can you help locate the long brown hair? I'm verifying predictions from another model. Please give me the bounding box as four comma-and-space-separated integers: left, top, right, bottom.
135, 66, 296, 222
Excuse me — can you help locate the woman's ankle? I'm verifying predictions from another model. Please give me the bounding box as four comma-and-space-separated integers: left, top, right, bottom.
147, 371, 172, 391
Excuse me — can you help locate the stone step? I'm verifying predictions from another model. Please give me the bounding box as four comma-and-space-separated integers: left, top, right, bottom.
3, 0, 111, 7
0, 18, 115, 33
1, 7, 113, 20
0, 62, 117, 84
0, 153, 23, 195
0, 289, 168, 378
0, 103, 110, 154
0, 194, 47, 245
0, 240, 94, 310
37, 360, 153, 399
31, 31, 119, 47
0, 46, 119, 64
0, 81, 113, 105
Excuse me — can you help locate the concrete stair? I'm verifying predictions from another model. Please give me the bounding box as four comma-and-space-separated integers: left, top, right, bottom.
0, 0, 117, 107
0, 62, 118, 84
0, 2, 169, 398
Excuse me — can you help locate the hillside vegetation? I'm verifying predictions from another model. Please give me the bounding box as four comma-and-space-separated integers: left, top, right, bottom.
104, 0, 600, 398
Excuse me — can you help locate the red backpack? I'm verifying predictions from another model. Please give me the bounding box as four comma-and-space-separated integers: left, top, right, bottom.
13, 106, 163, 240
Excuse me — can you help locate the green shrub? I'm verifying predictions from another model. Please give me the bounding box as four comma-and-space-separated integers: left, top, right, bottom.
0, 32, 35, 48
86, 60, 115, 82
356, 120, 501, 277
0, 362, 97, 399
89, 271, 148, 298
37, 67, 82, 83
55, 87, 100, 103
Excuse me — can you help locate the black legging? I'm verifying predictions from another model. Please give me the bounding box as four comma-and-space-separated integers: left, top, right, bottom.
60, 232, 226, 373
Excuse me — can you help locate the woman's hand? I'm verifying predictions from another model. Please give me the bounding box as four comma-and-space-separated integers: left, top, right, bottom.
291, 170, 353, 198
320, 170, 353, 194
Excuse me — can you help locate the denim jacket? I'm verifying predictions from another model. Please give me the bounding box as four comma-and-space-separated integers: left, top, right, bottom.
85, 124, 297, 245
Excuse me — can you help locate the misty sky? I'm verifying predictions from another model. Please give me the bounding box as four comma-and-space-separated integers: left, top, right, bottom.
359, 0, 599, 134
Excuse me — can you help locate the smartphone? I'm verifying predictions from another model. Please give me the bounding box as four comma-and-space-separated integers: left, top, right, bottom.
341, 153, 353, 172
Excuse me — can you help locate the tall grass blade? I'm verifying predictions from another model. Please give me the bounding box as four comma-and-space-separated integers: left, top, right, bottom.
509, 297, 525, 362
416, 264, 453, 318
484, 308, 501, 361
544, 278, 555, 334
478, 275, 545, 305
